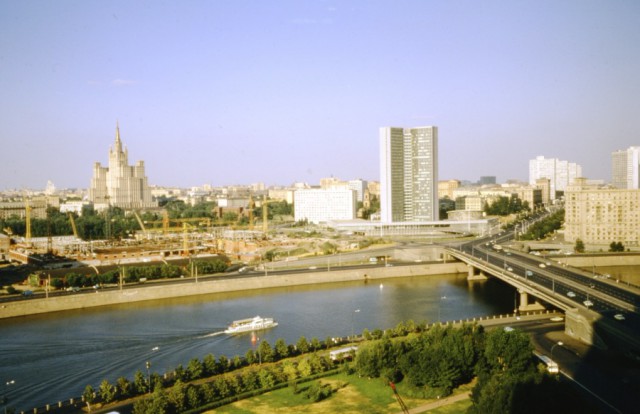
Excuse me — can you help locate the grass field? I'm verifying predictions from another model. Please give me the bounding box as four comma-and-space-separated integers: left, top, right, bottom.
209, 373, 473, 414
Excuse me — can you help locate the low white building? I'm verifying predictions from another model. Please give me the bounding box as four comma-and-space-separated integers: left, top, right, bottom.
294, 189, 356, 224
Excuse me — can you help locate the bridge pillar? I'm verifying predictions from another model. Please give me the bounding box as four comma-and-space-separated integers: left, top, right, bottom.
467, 265, 488, 281
518, 290, 545, 312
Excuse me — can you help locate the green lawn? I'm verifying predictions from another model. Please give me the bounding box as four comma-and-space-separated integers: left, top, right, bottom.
210, 372, 472, 414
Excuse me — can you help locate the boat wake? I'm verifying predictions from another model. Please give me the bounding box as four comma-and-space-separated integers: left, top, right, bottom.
199, 331, 225, 338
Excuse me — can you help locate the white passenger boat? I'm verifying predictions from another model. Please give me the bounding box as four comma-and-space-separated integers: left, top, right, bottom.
224, 316, 278, 334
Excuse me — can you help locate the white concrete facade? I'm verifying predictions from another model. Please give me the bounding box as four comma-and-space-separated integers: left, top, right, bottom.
294, 188, 357, 224
611, 146, 640, 189
529, 155, 582, 200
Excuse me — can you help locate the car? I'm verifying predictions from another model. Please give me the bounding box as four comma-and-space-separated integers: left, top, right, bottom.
566, 291, 576, 298
614, 314, 625, 321
583, 300, 594, 307
507, 267, 513, 272
66, 286, 80, 292
539, 263, 546, 268
22, 290, 33, 297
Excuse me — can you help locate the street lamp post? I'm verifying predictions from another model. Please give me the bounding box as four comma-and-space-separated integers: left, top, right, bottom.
145, 361, 151, 394
2, 380, 15, 414
351, 309, 360, 340
551, 341, 564, 360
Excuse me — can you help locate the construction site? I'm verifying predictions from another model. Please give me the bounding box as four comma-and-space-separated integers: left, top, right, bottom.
1, 197, 298, 270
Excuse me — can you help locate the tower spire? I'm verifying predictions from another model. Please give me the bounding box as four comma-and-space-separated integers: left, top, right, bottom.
115, 121, 122, 153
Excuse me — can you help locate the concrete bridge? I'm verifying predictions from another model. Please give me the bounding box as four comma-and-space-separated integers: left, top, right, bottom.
445, 240, 640, 353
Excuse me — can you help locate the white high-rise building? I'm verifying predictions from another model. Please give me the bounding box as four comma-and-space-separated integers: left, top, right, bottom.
89, 124, 157, 210
380, 126, 438, 223
528, 156, 582, 200
611, 146, 640, 189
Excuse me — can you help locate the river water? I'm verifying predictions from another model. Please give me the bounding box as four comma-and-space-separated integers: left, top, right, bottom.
0, 273, 515, 411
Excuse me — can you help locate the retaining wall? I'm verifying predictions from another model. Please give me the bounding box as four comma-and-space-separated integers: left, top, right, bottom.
0, 262, 467, 319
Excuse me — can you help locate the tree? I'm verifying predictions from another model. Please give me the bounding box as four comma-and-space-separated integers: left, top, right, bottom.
609, 241, 625, 252
116, 376, 132, 399
258, 339, 274, 362
132, 387, 168, 414
296, 336, 310, 354
166, 380, 187, 412
98, 379, 116, 403
203, 353, 217, 376
186, 358, 203, 381
574, 238, 585, 253
274, 338, 289, 359
82, 384, 95, 411
133, 370, 148, 395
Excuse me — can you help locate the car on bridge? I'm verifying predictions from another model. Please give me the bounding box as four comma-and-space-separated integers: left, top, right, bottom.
583, 300, 594, 307
567, 291, 576, 298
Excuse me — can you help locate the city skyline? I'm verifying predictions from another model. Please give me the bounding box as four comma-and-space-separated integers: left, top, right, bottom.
2, 1, 640, 190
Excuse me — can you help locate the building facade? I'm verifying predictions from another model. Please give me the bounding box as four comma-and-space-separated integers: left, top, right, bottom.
611, 146, 640, 189
565, 177, 640, 246
89, 125, 156, 210
380, 126, 438, 223
529, 156, 582, 200
294, 188, 356, 224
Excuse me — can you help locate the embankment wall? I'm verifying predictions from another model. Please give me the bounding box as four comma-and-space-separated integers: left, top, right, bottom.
0, 262, 467, 319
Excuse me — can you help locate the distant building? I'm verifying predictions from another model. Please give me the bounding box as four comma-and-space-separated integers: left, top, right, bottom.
294, 188, 356, 224
565, 177, 640, 246
380, 126, 438, 223
89, 125, 157, 210
347, 179, 368, 202
479, 176, 496, 185
611, 146, 640, 189
0, 196, 59, 220
438, 179, 460, 199
535, 178, 551, 206
529, 155, 582, 200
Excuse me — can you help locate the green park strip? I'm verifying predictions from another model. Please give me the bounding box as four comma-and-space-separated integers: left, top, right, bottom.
209, 372, 474, 414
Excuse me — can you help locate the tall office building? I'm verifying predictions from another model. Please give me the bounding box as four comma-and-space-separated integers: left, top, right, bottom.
89, 124, 157, 210
611, 146, 640, 189
380, 126, 438, 223
528, 156, 582, 200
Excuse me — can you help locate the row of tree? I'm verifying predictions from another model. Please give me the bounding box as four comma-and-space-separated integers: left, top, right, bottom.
484, 195, 530, 216
31, 259, 230, 290
81, 334, 345, 413
518, 209, 564, 240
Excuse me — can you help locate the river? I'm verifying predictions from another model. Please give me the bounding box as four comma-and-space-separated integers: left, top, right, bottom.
0, 273, 515, 411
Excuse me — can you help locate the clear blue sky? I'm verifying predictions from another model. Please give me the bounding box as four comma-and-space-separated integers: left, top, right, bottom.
1, 0, 639, 190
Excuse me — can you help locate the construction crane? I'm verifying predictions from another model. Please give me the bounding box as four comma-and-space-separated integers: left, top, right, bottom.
389, 382, 410, 414
132, 211, 147, 236
68, 213, 79, 238
261, 196, 279, 234
25, 197, 32, 245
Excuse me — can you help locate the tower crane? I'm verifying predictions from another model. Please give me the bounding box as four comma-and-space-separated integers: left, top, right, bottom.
25, 197, 32, 245
68, 213, 79, 238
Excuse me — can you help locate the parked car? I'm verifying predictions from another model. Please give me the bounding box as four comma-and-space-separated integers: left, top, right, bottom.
22, 290, 33, 297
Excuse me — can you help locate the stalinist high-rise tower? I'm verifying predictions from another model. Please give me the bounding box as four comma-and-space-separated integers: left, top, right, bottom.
89, 124, 157, 210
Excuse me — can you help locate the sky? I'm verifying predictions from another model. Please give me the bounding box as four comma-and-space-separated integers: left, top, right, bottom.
1, 0, 639, 190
